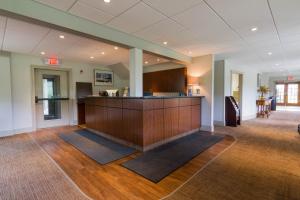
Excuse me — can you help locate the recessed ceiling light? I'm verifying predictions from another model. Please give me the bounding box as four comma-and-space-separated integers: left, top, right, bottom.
145, 61, 149, 64
163, 41, 168, 45
59, 35, 65, 39
268, 52, 273, 55
90, 56, 94, 59
157, 58, 160, 62
251, 27, 258, 32
104, 0, 110, 3
114, 46, 119, 50
40, 51, 45, 55
101, 52, 105, 55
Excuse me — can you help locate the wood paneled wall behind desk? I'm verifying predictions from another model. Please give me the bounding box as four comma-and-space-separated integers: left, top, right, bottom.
143, 68, 187, 93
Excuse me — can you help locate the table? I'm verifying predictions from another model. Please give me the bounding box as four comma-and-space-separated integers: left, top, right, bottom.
256, 99, 272, 118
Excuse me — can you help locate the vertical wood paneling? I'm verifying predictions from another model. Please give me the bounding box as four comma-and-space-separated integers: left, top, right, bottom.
179, 106, 192, 133
85, 97, 202, 148
191, 105, 201, 130
143, 109, 164, 146
106, 108, 122, 138
95, 106, 107, 133
164, 107, 179, 138
123, 109, 143, 145
143, 68, 187, 94
85, 104, 96, 130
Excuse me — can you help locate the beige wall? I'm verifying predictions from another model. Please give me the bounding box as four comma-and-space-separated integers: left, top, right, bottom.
214, 60, 259, 125
187, 55, 214, 132
0, 53, 13, 135
1, 52, 129, 136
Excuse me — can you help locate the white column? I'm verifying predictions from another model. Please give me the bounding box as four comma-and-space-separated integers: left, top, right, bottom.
129, 48, 143, 97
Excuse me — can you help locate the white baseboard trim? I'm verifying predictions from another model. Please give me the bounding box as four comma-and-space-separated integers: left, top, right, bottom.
214, 120, 225, 127
200, 125, 214, 132
0, 127, 34, 137
71, 120, 78, 125
242, 114, 256, 121
0, 130, 13, 137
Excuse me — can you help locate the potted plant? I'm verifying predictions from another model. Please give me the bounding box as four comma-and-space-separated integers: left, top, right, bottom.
257, 86, 270, 100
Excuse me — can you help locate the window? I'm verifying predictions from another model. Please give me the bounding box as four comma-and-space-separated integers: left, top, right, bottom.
276, 84, 285, 104
42, 75, 61, 120
288, 84, 298, 104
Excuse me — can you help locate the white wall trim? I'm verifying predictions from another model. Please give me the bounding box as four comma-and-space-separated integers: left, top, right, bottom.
200, 125, 214, 132
0, 127, 34, 137
214, 120, 225, 127
242, 114, 256, 121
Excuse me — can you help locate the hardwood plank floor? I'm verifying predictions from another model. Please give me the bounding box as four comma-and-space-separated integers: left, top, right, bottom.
31, 126, 234, 200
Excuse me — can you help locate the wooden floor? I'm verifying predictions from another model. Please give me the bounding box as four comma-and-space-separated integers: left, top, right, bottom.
31, 126, 234, 200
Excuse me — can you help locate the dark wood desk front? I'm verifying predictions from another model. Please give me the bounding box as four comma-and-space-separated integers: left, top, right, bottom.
85, 96, 203, 150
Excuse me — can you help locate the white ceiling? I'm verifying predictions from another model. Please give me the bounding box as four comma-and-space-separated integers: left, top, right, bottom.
4, 0, 300, 72
0, 17, 169, 67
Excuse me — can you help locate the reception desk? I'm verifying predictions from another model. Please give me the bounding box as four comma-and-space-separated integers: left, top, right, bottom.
85, 96, 203, 151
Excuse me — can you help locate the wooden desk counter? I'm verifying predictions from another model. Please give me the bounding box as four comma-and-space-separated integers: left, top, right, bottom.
85, 96, 203, 151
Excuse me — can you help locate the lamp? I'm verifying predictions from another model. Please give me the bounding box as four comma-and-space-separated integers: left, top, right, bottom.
187, 76, 201, 96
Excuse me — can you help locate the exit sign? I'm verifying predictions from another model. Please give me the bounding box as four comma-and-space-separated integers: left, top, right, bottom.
288, 75, 294, 81
43, 58, 61, 66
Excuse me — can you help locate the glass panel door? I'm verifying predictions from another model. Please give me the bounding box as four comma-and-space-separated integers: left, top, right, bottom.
276, 84, 285, 104
42, 75, 61, 120
287, 84, 298, 104
35, 69, 69, 129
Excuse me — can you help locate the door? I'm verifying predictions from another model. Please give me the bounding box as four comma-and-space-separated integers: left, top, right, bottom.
276, 83, 299, 106
35, 69, 70, 128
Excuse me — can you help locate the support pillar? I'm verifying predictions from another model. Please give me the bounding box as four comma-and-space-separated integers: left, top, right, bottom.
129, 48, 143, 97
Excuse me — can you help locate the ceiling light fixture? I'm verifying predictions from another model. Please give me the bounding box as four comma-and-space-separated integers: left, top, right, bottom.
268, 52, 273, 55
145, 61, 149, 64
114, 46, 119, 50
104, 0, 110, 3
188, 51, 192, 55
163, 41, 168, 45
90, 56, 94, 59
59, 35, 65, 39
101, 52, 105, 55
40, 51, 45, 55
251, 27, 258, 32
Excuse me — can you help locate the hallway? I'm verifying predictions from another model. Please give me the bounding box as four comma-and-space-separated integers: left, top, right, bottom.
166, 111, 300, 199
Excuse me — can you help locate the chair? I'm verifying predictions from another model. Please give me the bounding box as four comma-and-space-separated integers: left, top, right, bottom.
225, 96, 241, 127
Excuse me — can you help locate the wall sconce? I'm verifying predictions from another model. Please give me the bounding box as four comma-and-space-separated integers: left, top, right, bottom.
187, 76, 201, 96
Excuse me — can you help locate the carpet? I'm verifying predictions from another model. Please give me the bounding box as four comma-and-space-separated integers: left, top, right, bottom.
164, 111, 300, 200
122, 132, 224, 183
59, 129, 136, 164
0, 134, 89, 200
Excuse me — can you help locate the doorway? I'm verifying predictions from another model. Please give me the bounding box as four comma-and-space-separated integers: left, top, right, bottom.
230, 72, 243, 120
276, 83, 299, 107
231, 73, 243, 106
34, 68, 70, 129
276, 82, 300, 111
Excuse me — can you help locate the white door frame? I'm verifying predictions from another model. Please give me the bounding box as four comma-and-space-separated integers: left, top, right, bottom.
31, 65, 73, 131
230, 70, 243, 120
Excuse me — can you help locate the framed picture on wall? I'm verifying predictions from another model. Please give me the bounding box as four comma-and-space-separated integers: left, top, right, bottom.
94, 70, 114, 86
